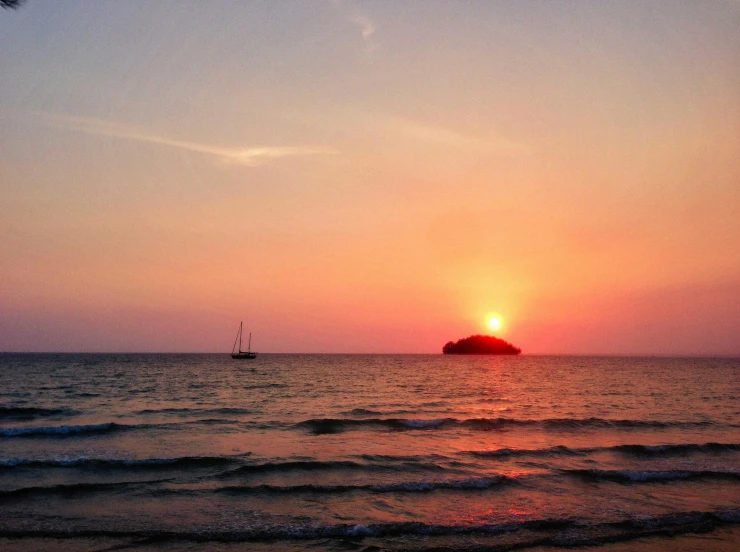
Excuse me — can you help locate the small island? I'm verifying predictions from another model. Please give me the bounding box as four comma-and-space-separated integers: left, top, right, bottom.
442, 334, 521, 355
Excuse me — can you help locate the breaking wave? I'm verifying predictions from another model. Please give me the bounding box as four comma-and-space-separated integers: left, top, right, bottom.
0, 406, 79, 420
565, 468, 740, 482
0, 422, 123, 437
470, 442, 740, 459
294, 416, 719, 434
0, 419, 227, 438
215, 475, 513, 495
0, 479, 170, 499
135, 407, 254, 416
0, 455, 242, 470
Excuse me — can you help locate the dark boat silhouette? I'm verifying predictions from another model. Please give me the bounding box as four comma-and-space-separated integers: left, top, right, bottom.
231, 322, 257, 359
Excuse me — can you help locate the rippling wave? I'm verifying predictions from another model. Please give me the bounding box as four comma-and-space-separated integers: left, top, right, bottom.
214, 475, 513, 495
470, 442, 740, 458
0, 406, 79, 420
1, 353, 738, 551
294, 416, 722, 434
0, 508, 737, 549
0, 422, 123, 437
565, 468, 740, 482
0, 455, 244, 469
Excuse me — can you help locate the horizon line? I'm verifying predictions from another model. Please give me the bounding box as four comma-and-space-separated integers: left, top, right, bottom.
1, 351, 739, 359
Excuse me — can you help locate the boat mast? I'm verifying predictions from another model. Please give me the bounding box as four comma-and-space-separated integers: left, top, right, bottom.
239, 322, 243, 353
232, 323, 240, 355
248, 332, 252, 353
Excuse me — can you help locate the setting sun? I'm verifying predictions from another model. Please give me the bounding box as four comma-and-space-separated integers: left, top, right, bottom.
488, 316, 503, 332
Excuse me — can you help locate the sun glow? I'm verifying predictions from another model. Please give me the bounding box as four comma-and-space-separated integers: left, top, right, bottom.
487, 316, 503, 332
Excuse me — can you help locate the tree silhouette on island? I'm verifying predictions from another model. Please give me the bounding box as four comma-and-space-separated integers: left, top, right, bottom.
442, 334, 521, 355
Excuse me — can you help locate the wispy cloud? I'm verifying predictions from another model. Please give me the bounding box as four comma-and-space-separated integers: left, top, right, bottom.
40, 114, 338, 167
396, 119, 530, 156
351, 14, 375, 41
332, 0, 378, 53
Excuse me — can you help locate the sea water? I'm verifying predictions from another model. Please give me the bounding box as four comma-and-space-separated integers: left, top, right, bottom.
0, 354, 739, 551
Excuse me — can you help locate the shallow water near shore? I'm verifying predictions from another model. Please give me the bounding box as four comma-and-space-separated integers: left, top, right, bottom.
1, 353, 739, 551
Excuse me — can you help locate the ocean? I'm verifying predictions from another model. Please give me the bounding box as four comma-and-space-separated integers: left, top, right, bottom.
1, 354, 739, 551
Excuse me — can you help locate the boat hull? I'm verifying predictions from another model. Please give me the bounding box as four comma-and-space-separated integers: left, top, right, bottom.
231, 352, 257, 359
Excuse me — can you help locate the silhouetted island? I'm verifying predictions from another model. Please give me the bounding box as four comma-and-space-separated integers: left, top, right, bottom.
442, 335, 521, 355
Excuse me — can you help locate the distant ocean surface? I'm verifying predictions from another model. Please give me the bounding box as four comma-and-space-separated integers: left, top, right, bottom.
1, 354, 739, 551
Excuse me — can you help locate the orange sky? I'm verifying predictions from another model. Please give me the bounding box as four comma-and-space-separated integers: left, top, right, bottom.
1, 1, 739, 354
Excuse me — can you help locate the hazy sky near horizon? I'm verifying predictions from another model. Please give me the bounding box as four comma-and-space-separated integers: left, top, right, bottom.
1, 1, 739, 354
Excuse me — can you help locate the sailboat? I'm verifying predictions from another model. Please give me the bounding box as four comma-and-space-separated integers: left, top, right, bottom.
231, 322, 257, 359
